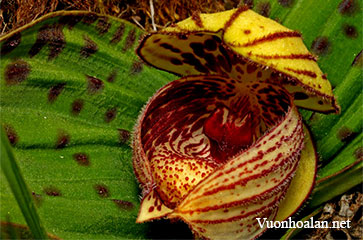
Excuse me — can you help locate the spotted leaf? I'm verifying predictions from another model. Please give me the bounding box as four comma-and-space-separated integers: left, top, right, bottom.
0, 11, 176, 239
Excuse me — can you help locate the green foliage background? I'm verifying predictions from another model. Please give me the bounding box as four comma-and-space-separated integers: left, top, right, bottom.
0, 0, 362, 239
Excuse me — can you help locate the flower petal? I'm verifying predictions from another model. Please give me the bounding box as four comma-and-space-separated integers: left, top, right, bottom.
136, 190, 173, 223
137, 8, 339, 113
275, 125, 317, 221
133, 75, 305, 238
167, 98, 304, 239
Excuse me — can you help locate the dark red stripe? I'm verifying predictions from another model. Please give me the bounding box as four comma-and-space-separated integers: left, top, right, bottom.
178, 158, 299, 215
182, 139, 302, 211
189, 111, 299, 195
192, 11, 204, 28
185, 118, 303, 204
254, 53, 317, 61
284, 67, 317, 78
238, 31, 301, 47
190, 195, 281, 224
214, 116, 301, 179
200, 138, 302, 199
224, 6, 249, 31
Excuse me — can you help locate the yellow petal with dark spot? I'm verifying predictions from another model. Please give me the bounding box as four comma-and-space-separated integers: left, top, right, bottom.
137, 8, 340, 113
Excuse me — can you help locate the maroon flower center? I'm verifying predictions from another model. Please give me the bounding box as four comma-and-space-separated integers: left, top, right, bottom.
204, 106, 255, 163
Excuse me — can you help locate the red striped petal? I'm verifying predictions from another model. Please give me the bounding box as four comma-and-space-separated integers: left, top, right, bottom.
133, 75, 304, 239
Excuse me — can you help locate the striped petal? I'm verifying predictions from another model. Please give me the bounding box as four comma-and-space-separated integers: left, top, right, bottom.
275, 126, 317, 221
169, 95, 303, 239
133, 75, 306, 238
137, 7, 340, 113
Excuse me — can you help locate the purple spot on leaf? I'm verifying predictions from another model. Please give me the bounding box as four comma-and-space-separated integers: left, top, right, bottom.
73, 153, 90, 166
354, 147, 363, 160
338, 0, 359, 15
278, 0, 294, 7
110, 23, 125, 44
94, 184, 110, 198
122, 29, 137, 52
96, 17, 111, 35
56, 131, 70, 149
131, 61, 143, 74
105, 108, 117, 123
80, 35, 98, 58
343, 24, 358, 39
118, 129, 130, 144
43, 186, 62, 197
311, 36, 331, 56
71, 99, 84, 115
82, 13, 98, 25
337, 126, 357, 142
48, 83, 66, 102
3, 124, 18, 146
5, 59, 30, 85
1, 32, 21, 55
113, 199, 134, 211
29, 24, 65, 60
107, 70, 117, 82
86, 75, 104, 94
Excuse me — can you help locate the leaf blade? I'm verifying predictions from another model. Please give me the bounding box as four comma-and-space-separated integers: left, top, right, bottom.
1, 11, 176, 239
1, 127, 48, 239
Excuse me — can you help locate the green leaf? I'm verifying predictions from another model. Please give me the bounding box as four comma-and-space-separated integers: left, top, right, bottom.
309, 65, 362, 141
309, 161, 362, 208
317, 132, 362, 179
1, 11, 176, 239
315, 93, 362, 160
1, 127, 48, 239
